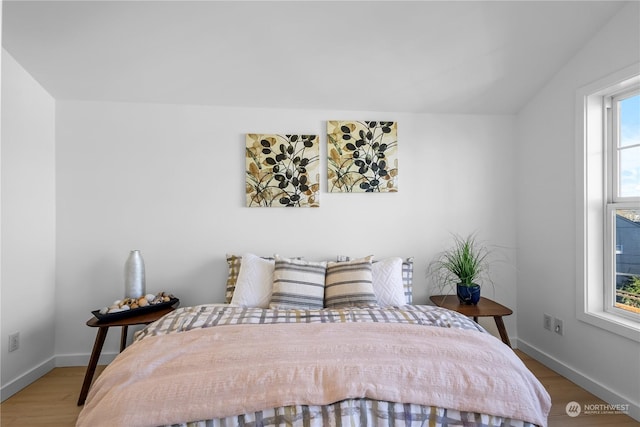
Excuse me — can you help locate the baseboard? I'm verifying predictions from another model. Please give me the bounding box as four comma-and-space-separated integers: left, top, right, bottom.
0, 356, 55, 402
518, 339, 640, 421
54, 351, 118, 367
0, 352, 118, 402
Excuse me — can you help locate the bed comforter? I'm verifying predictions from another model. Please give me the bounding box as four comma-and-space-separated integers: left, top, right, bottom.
77, 304, 551, 427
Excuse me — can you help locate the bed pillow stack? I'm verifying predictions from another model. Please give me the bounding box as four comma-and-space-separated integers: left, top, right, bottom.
225, 253, 413, 309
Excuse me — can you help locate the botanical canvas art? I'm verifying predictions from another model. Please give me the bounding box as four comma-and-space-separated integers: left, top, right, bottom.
246, 134, 320, 207
327, 121, 398, 192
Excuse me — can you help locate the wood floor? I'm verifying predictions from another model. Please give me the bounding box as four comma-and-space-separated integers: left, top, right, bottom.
1, 351, 637, 426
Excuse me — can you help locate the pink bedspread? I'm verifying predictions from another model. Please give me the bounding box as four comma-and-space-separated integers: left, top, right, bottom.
77, 322, 550, 427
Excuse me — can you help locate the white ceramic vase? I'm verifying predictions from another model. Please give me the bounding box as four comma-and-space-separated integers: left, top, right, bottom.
124, 250, 146, 298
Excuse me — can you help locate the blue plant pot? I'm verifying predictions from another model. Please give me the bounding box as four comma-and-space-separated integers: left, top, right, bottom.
457, 284, 481, 305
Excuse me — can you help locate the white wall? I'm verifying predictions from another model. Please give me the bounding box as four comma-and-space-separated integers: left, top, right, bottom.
516, 1, 640, 419
54, 100, 517, 360
0, 50, 56, 399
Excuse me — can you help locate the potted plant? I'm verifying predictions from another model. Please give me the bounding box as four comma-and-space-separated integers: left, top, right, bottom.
429, 233, 492, 305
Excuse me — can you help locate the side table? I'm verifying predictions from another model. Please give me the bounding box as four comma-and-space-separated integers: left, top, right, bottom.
77, 304, 177, 405
430, 295, 513, 347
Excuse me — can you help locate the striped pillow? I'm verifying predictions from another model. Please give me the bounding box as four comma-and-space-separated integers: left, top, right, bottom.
402, 258, 414, 304
325, 256, 377, 308
226, 254, 306, 303
336, 255, 414, 304
225, 254, 243, 304
270, 256, 327, 309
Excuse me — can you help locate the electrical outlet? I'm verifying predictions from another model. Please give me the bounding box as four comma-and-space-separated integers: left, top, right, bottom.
8, 332, 19, 352
543, 314, 552, 331
554, 318, 564, 336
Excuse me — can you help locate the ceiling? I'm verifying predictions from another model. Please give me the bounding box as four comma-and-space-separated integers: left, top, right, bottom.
1, 1, 628, 114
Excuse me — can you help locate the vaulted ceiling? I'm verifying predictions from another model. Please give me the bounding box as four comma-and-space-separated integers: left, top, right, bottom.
2, 1, 628, 114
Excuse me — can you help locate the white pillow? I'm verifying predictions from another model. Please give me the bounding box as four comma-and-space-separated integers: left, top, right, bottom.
230, 253, 274, 308
372, 257, 406, 307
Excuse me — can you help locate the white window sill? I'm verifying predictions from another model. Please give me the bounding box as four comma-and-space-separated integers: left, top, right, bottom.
578, 310, 640, 342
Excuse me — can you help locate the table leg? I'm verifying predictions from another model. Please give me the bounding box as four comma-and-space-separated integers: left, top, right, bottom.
119, 325, 128, 352
77, 326, 108, 405
493, 316, 512, 347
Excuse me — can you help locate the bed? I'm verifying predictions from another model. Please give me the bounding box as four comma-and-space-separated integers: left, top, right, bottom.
77, 254, 551, 427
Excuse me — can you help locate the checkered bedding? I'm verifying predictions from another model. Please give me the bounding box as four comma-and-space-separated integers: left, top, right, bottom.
129, 304, 542, 427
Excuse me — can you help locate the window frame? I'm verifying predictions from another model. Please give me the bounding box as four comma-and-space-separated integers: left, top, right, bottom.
605, 203, 640, 321
576, 63, 640, 342
605, 87, 640, 322
610, 87, 640, 203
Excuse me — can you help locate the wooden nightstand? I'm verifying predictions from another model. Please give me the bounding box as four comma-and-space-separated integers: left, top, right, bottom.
430, 295, 513, 347
77, 304, 177, 405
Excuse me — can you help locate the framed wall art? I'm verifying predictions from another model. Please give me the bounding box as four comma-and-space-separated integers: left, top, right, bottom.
245, 133, 320, 207
327, 121, 398, 192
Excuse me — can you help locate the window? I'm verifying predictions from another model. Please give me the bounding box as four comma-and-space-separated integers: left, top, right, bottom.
576, 64, 640, 341
606, 89, 640, 320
